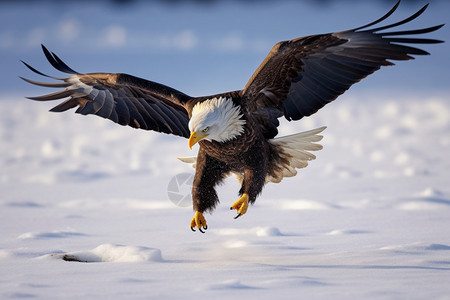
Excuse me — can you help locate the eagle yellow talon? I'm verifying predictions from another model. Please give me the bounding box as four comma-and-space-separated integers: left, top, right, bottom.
230, 193, 249, 219
190, 211, 207, 233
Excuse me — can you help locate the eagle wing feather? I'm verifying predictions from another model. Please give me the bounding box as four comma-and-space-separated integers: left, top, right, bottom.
242, 1, 444, 123
22, 45, 192, 138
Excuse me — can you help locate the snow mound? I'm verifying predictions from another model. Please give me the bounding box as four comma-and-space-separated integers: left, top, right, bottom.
380, 243, 450, 253
255, 227, 283, 237
59, 244, 162, 263
396, 188, 450, 210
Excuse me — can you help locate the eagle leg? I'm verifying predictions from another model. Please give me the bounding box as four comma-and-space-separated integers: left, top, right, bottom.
190, 211, 208, 233
230, 193, 249, 219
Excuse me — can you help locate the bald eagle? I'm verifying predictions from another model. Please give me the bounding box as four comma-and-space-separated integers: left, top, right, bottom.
22, 1, 443, 233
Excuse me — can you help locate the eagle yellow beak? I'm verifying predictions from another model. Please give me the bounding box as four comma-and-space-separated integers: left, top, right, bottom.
188, 131, 209, 149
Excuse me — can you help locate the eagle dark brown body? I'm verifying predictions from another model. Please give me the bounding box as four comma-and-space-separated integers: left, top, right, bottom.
194, 114, 287, 214
22, 1, 443, 232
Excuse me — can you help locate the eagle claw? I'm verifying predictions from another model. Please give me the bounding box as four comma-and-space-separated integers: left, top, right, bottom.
190, 211, 207, 233
191, 225, 208, 233
230, 193, 249, 219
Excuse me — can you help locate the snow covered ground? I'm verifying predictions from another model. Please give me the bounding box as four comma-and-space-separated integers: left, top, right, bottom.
1, 91, 450, 299
1, 0, 450, 298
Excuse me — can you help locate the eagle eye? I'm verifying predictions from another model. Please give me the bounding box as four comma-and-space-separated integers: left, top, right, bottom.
202, 127, 209, 133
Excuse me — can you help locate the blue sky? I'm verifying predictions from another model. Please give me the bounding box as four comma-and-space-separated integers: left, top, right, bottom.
1, 0, 448, 98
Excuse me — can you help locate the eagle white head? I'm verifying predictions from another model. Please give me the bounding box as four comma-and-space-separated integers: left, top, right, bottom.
188, 97, 246, 148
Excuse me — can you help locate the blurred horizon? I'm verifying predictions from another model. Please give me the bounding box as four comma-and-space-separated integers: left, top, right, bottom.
1, 0, 448, 98
0, 0, 445, 4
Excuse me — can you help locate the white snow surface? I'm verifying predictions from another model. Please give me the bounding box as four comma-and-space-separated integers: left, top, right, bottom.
1, 93, 450, 299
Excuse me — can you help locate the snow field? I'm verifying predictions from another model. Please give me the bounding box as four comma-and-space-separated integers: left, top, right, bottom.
1, 93, 450, 299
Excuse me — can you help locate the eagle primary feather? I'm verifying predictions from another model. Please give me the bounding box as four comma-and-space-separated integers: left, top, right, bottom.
22, 1, 443, 233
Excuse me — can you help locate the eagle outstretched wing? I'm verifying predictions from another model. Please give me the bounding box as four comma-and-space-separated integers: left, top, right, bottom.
22, 2, 443, 140
242, 1, 444, 122
21, 45, 192, 138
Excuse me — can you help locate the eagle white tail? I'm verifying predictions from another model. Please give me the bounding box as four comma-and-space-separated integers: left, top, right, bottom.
178, 126, 326, 184
266, 126, 326, 183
